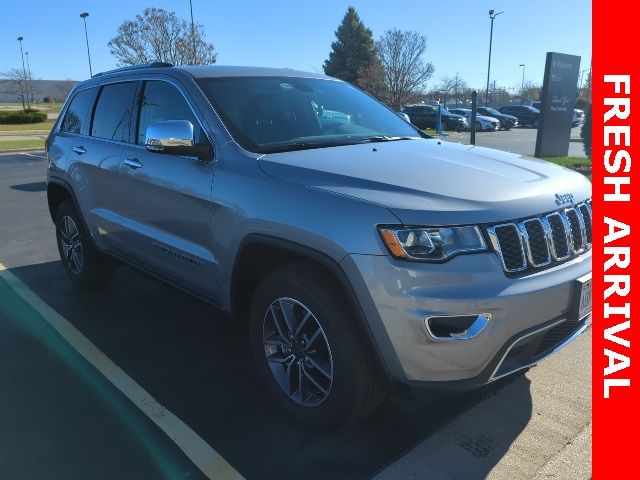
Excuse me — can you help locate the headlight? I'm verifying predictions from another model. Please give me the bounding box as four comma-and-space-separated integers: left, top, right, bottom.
379, 226, 487, 261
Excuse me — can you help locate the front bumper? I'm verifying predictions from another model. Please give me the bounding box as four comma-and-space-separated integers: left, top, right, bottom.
342, 250, 591, 384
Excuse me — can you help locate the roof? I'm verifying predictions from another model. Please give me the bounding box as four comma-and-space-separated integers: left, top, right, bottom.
176, 65, 332, 79
93, 63, 332, 80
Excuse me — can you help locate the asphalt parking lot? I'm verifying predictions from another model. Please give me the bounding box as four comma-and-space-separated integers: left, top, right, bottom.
444, 126, 586, 158
0, 151, 591, 479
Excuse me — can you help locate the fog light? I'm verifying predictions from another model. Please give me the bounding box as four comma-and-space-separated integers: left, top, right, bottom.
425, 313, 492, 341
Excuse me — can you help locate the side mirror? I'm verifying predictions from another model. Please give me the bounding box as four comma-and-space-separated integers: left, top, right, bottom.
145, 120, 211, 160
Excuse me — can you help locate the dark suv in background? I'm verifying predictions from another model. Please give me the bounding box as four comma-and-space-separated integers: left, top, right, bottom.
498, 105, 540, 128
475, 107, 518, 130
402, 105, 467, 131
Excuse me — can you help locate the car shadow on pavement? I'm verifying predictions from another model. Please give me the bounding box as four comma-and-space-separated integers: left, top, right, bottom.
10, 181, 47, 192
7, 260, 534, 480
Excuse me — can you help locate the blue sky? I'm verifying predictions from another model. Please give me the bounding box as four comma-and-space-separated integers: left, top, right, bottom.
1, 0, 591, 91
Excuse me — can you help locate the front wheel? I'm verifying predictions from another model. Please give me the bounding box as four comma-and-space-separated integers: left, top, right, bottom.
249, 264, 387, 431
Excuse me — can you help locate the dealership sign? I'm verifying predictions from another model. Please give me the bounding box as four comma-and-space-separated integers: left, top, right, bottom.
535, 52, 581, 157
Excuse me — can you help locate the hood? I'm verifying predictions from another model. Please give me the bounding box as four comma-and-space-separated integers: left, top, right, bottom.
258, 139, 592, 225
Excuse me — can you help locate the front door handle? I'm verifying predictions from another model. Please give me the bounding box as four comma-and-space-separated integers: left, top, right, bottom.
122, 158, 143, 169
72, 146, 86, 155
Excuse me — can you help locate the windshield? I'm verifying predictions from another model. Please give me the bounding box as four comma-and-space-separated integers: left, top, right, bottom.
196, 76, 422, 153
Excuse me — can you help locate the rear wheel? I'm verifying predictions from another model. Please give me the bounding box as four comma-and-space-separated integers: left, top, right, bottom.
475, 121, 482, 131
55, 200, 114, 289
249, 264, 387, 431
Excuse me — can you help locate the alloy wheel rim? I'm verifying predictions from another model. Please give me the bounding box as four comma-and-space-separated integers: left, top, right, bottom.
59, 215, 83, 274
262, 297, 334, 407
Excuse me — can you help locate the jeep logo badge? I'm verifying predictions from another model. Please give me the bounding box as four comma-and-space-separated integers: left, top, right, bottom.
555, 193, 574, 206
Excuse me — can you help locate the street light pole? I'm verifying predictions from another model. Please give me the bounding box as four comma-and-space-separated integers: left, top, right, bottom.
26, 52, 35, 105
17, 37, 30, 109
484, 9, 503, 105
80, 12, 93, 77
519, 64, 526, 103
189, 0, 197, 64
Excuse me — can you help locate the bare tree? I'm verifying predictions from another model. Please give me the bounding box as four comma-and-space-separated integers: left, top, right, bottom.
0, 68, 29, 109
108, 8, 217, 66
376, 29, 435, 110
520, 81, 541, 103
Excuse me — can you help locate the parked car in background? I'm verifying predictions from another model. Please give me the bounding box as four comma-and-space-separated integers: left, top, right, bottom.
448, 108, 500, 131
498, 105, 540, 127
397, 111, 411, 123
573, 109, 585, 126
476, 107, 518, 130
402, 105, 467, 131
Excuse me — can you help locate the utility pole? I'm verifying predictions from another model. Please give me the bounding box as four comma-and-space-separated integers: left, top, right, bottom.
25, 52, 34, 105
189, 0, 197, 64
17, 37, 30, 109
519, 64, 526, 103
80, 12, 93, 77
485, 9, 503, 105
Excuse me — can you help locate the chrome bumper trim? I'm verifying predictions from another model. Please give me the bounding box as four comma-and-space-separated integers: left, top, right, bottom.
488, 315, 591, 382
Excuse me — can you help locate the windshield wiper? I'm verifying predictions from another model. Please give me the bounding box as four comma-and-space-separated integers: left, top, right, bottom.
358, 135, 415, 143
259, 136, 417, 153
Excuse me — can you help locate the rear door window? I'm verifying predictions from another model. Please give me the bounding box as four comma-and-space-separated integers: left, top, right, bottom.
90, 82, 137, 143
60, 87, 97, 135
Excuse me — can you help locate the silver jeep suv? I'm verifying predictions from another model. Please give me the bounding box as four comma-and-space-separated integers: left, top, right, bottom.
46, 64, 592, 431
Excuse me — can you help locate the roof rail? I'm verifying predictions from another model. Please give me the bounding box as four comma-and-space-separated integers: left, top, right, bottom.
93, 62, 174, 78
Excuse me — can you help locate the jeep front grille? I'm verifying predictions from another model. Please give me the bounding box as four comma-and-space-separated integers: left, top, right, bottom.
487, 201, 592, 274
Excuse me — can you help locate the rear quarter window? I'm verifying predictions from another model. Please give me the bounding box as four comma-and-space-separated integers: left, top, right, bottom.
60, 87, 97, 135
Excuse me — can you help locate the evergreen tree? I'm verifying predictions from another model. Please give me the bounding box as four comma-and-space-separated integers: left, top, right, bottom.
323, 7, 378, 86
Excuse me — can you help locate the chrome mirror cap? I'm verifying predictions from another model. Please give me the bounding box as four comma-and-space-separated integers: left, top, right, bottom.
145, 120, 194, 152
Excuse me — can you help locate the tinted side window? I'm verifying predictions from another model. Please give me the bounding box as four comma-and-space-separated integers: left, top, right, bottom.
60, 88, 97, 134
137, 81, 203, 145
90, 82, 137, 142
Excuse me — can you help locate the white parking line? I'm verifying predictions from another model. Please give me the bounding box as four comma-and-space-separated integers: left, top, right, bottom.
20, 152, 46, 158
0, 262, 245, 480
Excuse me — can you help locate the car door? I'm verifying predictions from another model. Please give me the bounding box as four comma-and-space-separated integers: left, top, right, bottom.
113, 79, 217, 300
66, 81, 139, 252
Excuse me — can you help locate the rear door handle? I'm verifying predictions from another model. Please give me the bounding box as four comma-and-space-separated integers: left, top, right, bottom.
72, 146, 86, 155
122, 158, 143, 169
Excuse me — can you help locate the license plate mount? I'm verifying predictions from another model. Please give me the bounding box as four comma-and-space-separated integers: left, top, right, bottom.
570, 273, 592, 321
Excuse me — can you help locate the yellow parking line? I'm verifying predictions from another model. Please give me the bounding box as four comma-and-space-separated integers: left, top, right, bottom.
0, 262, 245, 480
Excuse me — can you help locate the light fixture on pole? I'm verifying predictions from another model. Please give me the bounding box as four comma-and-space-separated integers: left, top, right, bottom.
17, 37, 30, 109
80, 12, 93, 77
485, 9, 504, 105
189, 0, 197, 64
519, 64, 526, 103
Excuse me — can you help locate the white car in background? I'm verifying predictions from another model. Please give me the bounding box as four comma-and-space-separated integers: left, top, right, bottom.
449, 108, 501, 131
573, 109, 585, 126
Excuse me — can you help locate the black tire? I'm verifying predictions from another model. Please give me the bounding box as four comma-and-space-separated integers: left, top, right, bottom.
249, 263, 387, 431
475, 121, 482, 131
55, 200, 114, 289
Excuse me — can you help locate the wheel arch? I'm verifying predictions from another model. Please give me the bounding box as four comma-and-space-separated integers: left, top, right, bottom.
47, 177, 91, 234
230, 234, 390, 376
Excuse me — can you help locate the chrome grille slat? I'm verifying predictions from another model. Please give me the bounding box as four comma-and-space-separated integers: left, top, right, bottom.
487, 223, 527, 272
520, 218, 551, 266
488, 200, 592, 274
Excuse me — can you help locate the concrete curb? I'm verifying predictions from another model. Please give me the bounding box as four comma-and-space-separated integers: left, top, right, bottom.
0, 148, 45, 155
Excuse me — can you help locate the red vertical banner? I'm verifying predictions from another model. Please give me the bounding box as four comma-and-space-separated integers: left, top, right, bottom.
592, 0, 639, 477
